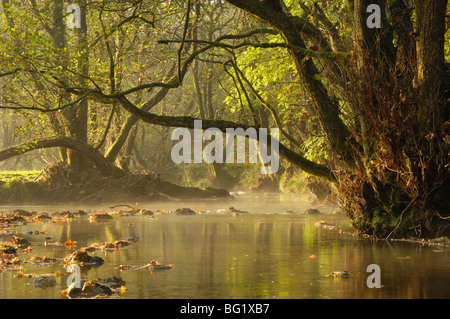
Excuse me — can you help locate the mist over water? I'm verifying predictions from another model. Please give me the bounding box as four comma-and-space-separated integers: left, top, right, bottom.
1, 193, 449, 299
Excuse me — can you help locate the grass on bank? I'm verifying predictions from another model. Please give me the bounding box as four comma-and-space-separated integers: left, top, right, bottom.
0, 170, 41, 182
0, 170, 41, 202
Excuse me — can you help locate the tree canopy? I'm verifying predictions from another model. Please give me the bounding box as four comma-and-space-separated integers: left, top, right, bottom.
0, 0, 449, 238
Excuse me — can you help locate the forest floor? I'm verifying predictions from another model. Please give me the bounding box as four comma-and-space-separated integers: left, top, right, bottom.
0, 163, 231, 205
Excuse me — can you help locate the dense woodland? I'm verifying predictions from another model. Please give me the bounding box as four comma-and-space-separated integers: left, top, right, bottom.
0, 0, 449, 239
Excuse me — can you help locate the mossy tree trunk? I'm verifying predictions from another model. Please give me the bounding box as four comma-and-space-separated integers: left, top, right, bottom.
223, 0, 450, 238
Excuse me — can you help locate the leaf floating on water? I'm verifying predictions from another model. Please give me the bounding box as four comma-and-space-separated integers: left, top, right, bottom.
326, 271, 351, 279
64, 240, 77, 248
117, 265, 131, 270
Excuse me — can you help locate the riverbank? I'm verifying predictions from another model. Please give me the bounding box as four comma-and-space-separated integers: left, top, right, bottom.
314, 217, 450, 247
0, 165, 231, 205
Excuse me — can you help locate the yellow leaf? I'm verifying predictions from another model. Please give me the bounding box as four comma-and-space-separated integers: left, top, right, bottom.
64, 240, 77, 248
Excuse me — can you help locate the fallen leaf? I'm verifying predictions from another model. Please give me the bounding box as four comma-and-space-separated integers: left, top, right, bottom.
64, 240, 77, 248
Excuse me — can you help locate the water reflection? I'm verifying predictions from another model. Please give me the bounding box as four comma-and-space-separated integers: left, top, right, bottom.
1, 194, 449, 299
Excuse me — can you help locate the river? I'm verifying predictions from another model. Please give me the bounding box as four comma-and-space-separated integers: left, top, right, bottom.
0, 192, 449, 299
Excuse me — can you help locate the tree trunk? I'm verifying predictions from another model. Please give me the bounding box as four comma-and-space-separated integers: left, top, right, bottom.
414, 0, 448, 131
222, 0, 450, 238
64, 0, 90, 172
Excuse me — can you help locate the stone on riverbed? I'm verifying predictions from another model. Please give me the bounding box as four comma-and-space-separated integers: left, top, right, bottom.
81, 281, 112, 297
12, 236, 31, 248
89, 212, 113, 220
0, 246, 16, 254
64, 248, 105, 265
29, 277, 57, 288
66, 282, 83, 298
66, 281, 112, 298
173, 208, 196, 215
304, 208, 321, 215
136, 209, 154, 216
228, 207, 249, 215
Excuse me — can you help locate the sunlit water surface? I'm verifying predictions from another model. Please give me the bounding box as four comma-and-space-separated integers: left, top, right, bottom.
1, 193, 449, 299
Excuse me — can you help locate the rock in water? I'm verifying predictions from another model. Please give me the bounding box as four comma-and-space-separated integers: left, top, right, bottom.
173, 208, 196, 215
228, 207, 249, 214
82, 281, 112, 297
64, 248, 105, 265
66, 282, 82, 298
29, 277, 56, 288
1, 246, 16, 254
89, 212, 113, 220
304, 208, 321, 215
137, 209, 154, 216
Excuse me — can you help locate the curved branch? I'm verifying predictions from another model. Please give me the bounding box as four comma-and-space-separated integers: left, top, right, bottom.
225, 0, 361, 164
95, 104, 116, 150
117, 96, 336, 182
0, 137, 125, 178
229, 58, 304, 149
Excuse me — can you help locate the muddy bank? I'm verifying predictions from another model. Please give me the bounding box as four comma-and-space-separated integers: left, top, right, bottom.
0, 163, 231, 205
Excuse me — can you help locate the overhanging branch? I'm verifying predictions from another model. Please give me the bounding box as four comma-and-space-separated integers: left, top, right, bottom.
0, 136, 125, 178
117, 95, 336, 182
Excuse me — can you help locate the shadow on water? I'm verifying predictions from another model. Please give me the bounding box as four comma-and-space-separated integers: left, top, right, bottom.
1, 192, 449, 299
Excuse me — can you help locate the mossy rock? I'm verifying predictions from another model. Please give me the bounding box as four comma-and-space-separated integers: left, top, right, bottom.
173, 208, 196, 215
136, 209, 154, 216
304, 208, 321, 215
82, 281, 112, 297
89, 212, 113, 220
64, 249, 105, 265
0, 246, 17, 254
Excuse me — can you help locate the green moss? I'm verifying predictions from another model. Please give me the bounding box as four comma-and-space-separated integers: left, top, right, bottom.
372, 210, 395, 233
371, 208, 417, 237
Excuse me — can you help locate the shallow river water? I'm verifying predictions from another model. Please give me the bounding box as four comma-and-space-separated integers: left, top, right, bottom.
0, 192, 449, 299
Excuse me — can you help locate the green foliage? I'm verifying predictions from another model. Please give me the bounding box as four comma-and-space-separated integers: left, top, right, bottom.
279, 170, 306, 193
226, 163, 260, 190
371, 209, 417, 237
0, 170, 40, 182
445, 25, 450, 62
0, 179, 30, 202
301, 134, 329, 162
177, 164, 209, 188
